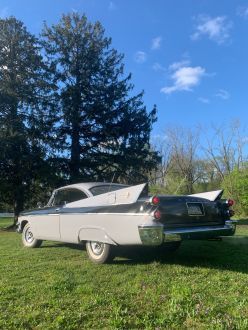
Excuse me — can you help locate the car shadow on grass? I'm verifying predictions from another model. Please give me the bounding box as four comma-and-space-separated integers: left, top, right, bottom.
39, 236, 248, 274
111, 239, 248, 274
40, 242, 84, 250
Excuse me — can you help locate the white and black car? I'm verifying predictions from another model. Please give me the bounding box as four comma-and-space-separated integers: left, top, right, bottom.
17, 182, 236, 263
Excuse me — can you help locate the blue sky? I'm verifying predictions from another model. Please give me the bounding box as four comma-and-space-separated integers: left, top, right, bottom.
1, 0, 247, 136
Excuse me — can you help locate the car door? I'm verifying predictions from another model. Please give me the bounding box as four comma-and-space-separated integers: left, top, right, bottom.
33, 190, 67, 241
59, 188, 88, 243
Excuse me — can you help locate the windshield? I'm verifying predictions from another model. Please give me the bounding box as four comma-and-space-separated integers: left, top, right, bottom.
89, 184, 129, 196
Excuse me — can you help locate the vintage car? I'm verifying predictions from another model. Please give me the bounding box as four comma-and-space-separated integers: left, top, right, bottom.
17, 182, 236, 263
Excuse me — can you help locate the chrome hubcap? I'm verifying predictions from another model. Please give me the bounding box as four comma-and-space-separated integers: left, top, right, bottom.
25, 228, 34, 243
90, 242, 104, 255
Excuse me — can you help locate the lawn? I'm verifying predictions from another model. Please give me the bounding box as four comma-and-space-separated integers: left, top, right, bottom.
0, 217, 14, 229
0, 218, 248, 329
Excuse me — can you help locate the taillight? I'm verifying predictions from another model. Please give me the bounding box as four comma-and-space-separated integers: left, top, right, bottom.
153, 209, 161, 220
150, 196, 160, 206
227, 199, 234, 207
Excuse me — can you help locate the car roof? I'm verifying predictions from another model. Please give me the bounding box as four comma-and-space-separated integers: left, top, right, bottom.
55, 182, 128, 192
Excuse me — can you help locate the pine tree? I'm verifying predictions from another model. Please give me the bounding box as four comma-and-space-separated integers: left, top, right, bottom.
42, 13, 159, 184
0, 17, 54, 220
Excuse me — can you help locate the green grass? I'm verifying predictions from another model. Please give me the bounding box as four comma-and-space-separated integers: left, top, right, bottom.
0, 217, 13, 229
0, 219, 248, 329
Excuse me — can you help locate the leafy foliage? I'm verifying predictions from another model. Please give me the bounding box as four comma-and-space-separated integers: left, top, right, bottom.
42, 13, 159, 184
150, 125, 247, 217
0, 14, 159, 215
0, 17, 56, 218
222, 166, 248, 216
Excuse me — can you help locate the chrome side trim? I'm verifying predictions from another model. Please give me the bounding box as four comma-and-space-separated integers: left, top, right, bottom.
64, 212, 150, 216
29, 212, 150, 217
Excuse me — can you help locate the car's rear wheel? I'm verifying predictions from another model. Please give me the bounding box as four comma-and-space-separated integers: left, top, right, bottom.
22, 223, 42, 248
86, 241, 115, 264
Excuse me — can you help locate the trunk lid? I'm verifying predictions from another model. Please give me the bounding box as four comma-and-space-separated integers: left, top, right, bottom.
157, 195, 227, 229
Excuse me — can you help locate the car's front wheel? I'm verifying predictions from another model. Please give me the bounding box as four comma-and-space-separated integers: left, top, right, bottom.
86, 241, 114, 264
22, 223, 42, 248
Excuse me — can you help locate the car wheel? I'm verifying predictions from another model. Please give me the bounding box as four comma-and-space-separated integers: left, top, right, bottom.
86, 241, 115, 264
22, 223, 42, 248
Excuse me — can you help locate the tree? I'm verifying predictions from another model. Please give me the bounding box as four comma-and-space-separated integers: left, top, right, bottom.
221, 165, 248, 216
165, 127, 200, 194
149, 127, 201, 195
150, 135, 172, 186
203, 122, 247, 179
0, 17, 54, 220
42, 13, 159, 184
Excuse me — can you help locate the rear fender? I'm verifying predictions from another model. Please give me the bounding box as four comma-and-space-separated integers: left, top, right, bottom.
78, 226, 117, 245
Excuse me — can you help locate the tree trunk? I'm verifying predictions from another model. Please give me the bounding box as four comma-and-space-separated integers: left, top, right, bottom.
13, 181, 24, 224
70, 124, 80, 182
70, 76, 81, 183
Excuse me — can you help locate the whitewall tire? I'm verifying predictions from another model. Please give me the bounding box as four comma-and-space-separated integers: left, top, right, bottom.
86, 241, 114, 264
22, 223, 42, 248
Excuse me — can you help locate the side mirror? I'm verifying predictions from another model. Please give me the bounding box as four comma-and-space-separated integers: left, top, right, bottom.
37, 202, 43, 208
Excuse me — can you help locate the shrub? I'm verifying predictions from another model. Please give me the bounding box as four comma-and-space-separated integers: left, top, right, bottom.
221, 166, 248, 217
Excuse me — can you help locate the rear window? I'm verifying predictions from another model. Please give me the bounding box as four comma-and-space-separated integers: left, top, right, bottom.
90, 184, 129, 196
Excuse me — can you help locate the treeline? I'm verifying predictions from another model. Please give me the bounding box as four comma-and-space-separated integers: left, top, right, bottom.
0, 14, 159, 219
150, 124, 248, 217
1, 14, 247, 220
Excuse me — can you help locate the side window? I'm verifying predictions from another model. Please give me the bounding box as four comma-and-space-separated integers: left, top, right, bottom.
53, 189, 87, 206
66, 189, 88, 203
53, 190, 68, 206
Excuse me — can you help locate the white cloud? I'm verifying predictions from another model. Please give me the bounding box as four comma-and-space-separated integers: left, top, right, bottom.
152, 62, 166, 72
191, 15, 232, 44
134, 51, 147, 64
0, 7, 9, 18
215, 89, 230, 100
237, 6, 248, 19
169, 59, 190, 71
198, 97, 210, 104
161, 60, 206, 94
151, 36, 162, 50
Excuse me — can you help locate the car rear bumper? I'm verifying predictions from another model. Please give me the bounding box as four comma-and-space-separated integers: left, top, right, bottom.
164, 220, 237, 241
138, 220, 237, 245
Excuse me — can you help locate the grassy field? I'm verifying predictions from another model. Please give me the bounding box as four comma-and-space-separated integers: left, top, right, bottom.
0, 217, 14, 229
0, 218, 248, 329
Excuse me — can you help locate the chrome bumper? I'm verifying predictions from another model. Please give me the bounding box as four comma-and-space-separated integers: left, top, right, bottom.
138, 220, 237, 246
138, 225, 164, 246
